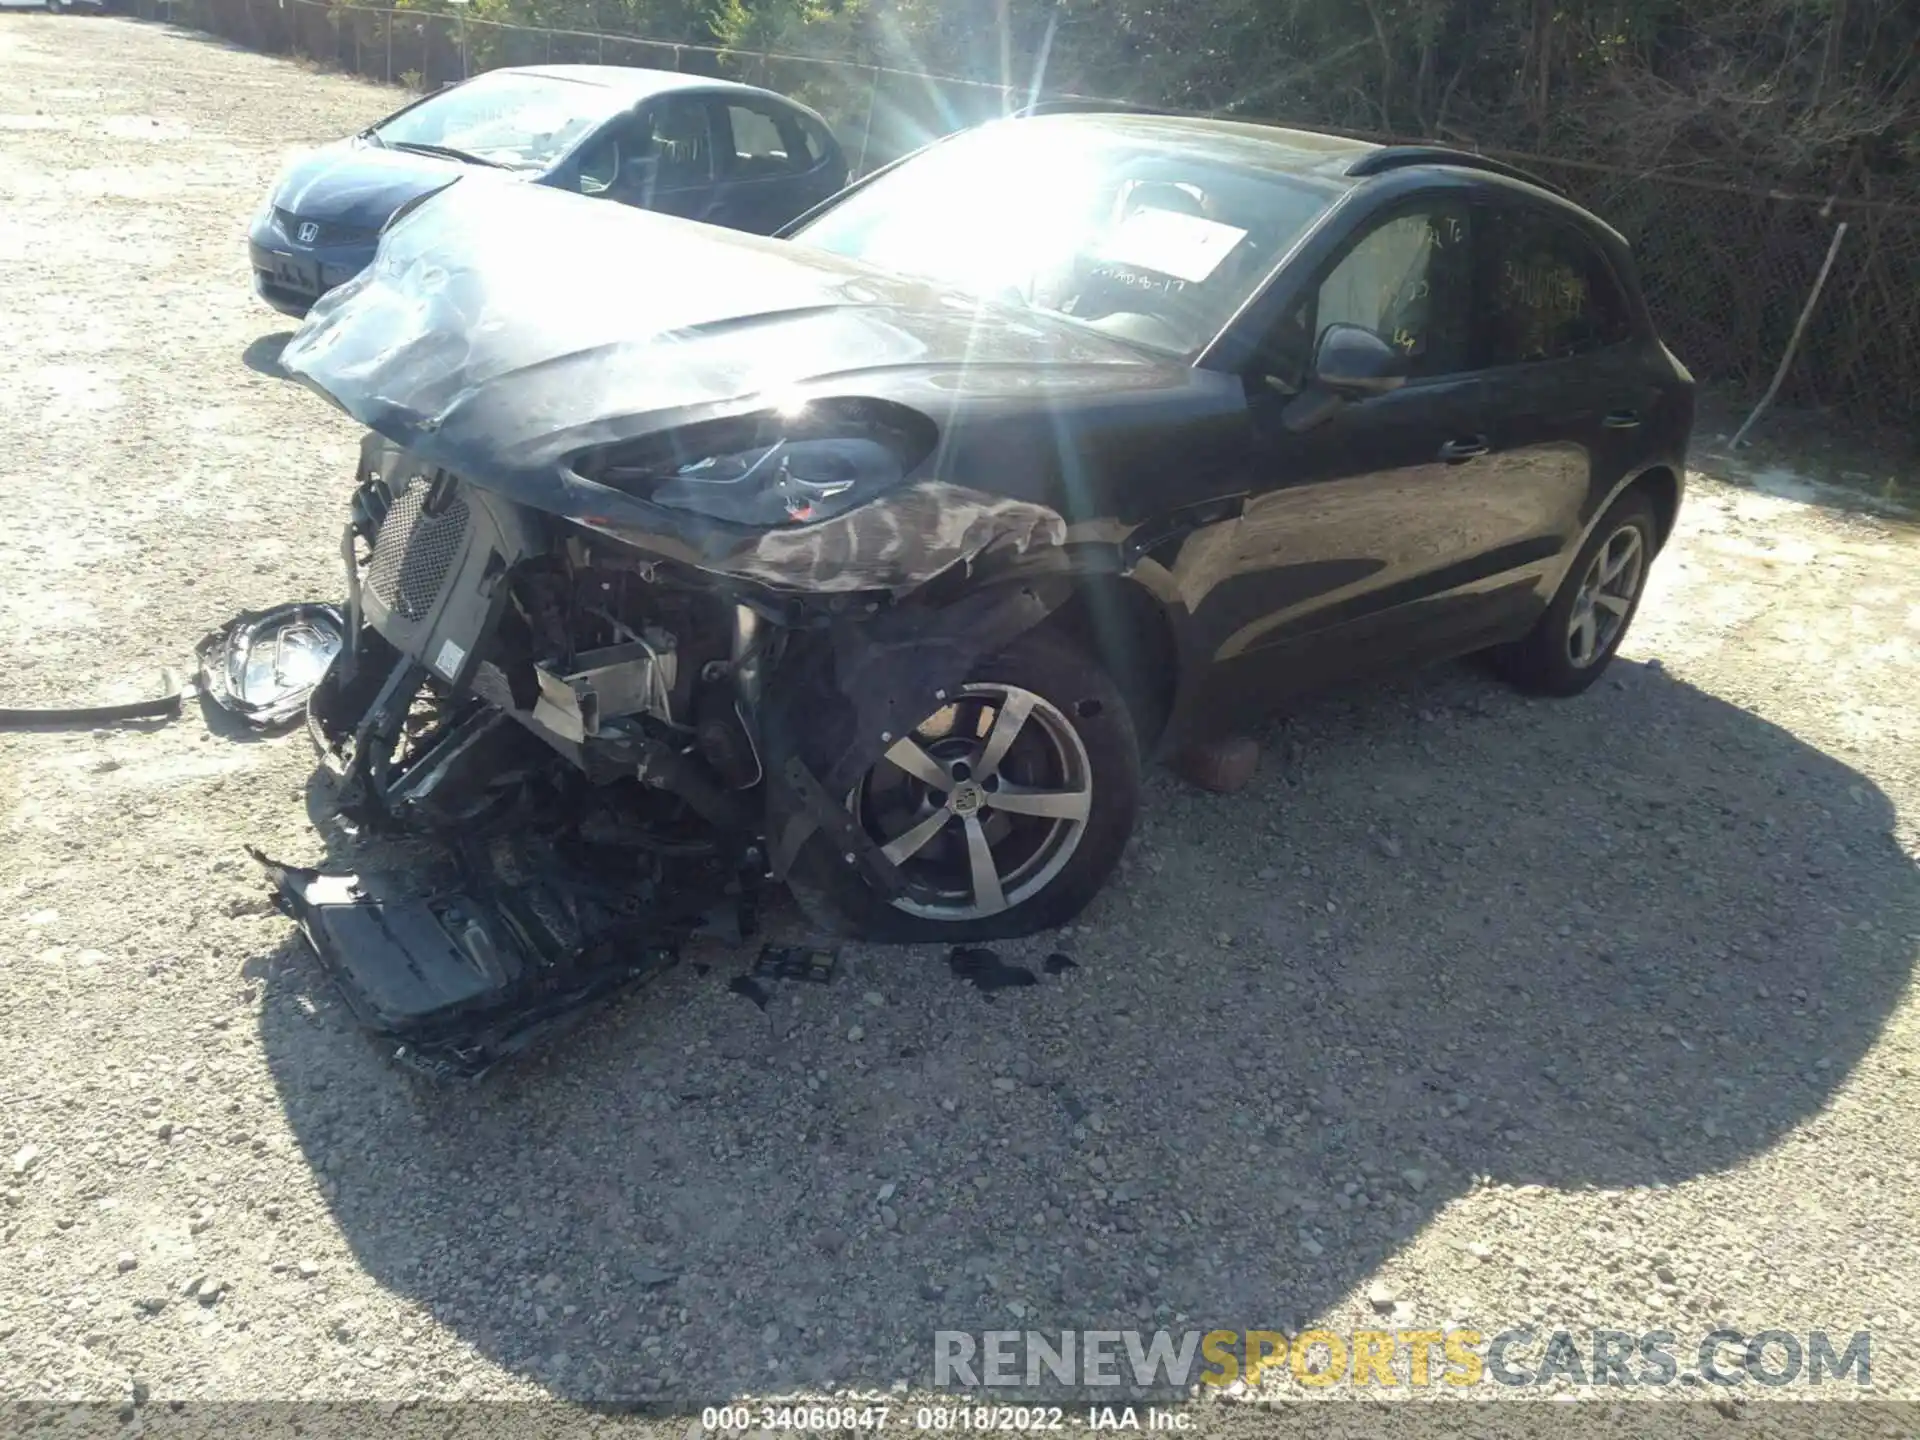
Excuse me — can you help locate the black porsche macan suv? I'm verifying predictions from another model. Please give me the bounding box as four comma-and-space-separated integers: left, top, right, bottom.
282, 109, 1694, 945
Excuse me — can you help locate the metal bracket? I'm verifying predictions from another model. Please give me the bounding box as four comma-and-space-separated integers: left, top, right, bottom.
339, 522, 363, 686
783, 755, 908, 899
333, 654, 426, 821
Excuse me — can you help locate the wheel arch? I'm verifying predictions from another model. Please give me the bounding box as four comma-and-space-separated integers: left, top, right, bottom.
1030, 568, 1187, 756
1559, 463, 1682, 592
1630, 463, 1683, 550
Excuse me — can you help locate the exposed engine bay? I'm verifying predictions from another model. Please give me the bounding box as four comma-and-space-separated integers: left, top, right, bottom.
248, 432, 1076, 1079
313, 445, 764, 834
304, 435, 1066, 855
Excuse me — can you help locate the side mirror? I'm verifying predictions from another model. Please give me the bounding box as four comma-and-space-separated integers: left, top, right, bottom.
1273, 323, 1409, 432
1311, 322, 1408, 397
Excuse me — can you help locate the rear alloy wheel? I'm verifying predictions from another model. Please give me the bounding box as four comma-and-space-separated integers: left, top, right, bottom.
792, 629, 1139, 942
1492, 488, 1658, 697
1566, 523, 1645, 670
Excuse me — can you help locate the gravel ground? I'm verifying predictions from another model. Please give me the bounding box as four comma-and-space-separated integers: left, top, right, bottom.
4, 13, 1920, 1425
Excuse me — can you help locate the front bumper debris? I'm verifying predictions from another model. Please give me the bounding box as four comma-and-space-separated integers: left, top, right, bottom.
250, 818, 754, 1080
0, 671, 182, 730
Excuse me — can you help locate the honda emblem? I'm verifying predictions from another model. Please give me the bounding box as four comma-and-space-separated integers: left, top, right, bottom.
296, 221, 320, 244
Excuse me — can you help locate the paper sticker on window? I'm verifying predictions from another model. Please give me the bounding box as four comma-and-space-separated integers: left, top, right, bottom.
434, 638, 467, 679
1095, 208, 1249, 285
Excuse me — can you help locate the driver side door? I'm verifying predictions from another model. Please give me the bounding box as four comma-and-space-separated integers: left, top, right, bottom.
1191, 195, 1510, 717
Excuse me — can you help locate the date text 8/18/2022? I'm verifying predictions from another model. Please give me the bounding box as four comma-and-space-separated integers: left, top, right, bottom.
700, 1405, 1192, 1431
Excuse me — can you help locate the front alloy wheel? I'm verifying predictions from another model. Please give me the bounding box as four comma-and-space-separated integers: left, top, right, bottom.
857, 683, 1093, 921
791, 628, 1140, 942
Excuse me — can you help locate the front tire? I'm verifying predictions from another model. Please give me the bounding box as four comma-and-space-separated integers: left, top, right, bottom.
1493, 487, 1658, 697
789, 628, 1140, 943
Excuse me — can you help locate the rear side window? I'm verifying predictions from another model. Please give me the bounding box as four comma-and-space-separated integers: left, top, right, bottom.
721, 102, 821, 178
1480, 207, 1635, 365
729, 105, 788, 160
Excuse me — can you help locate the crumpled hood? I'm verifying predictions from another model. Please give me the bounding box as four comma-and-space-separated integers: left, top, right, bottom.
280, 176, 1173, 474
282, 179, 1177, 593
270, 139, 479, 233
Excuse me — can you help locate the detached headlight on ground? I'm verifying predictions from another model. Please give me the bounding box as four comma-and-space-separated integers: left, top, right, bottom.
583, 398, 938, 529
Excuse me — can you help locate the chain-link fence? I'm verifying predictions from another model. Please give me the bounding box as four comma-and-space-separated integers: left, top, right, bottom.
128, 0, 1920, 431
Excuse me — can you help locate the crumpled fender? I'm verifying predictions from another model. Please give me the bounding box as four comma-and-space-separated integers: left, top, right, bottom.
758, 574, 1074, 891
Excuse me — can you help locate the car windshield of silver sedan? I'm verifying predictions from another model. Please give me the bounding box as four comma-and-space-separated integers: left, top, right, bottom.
792, 120, 1346, 356
371, 72, 622, 172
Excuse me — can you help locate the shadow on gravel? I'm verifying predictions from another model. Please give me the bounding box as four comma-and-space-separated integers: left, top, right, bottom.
193, 691, 279, 743
248, 656, 1919, 1403
242, 332, 293, 380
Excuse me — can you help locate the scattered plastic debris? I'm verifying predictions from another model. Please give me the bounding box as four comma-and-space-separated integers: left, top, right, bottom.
0, 670, 182, 729
727, 976, 771, 1010
949, 946, 1038, 994
249, 807, 741, 1079
754, 945, 839, 984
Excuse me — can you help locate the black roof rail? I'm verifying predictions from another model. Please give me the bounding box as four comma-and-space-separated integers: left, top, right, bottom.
1347, 145, 1562, 195
1013, 98, 1167, 119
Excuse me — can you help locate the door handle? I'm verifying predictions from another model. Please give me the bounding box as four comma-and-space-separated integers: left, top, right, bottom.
1603, 410, 1641, 429
1437, 436, 1489, 463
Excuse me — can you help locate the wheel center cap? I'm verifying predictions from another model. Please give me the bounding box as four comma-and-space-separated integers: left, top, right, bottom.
950, 781, 986, 818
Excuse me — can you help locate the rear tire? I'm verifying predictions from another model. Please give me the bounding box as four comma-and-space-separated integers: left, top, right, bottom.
788, 628, 1139, 943
1492, 487, 1658, 697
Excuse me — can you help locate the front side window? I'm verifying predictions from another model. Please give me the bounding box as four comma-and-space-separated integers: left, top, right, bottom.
792, 115, 1345, 356
797, 116, 832, 167
574, 98, 713, 201
1480, 207, 1634, 365
646, 97, 715, 189
372, 72, 626, 172
1260, 201, 1473, 389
